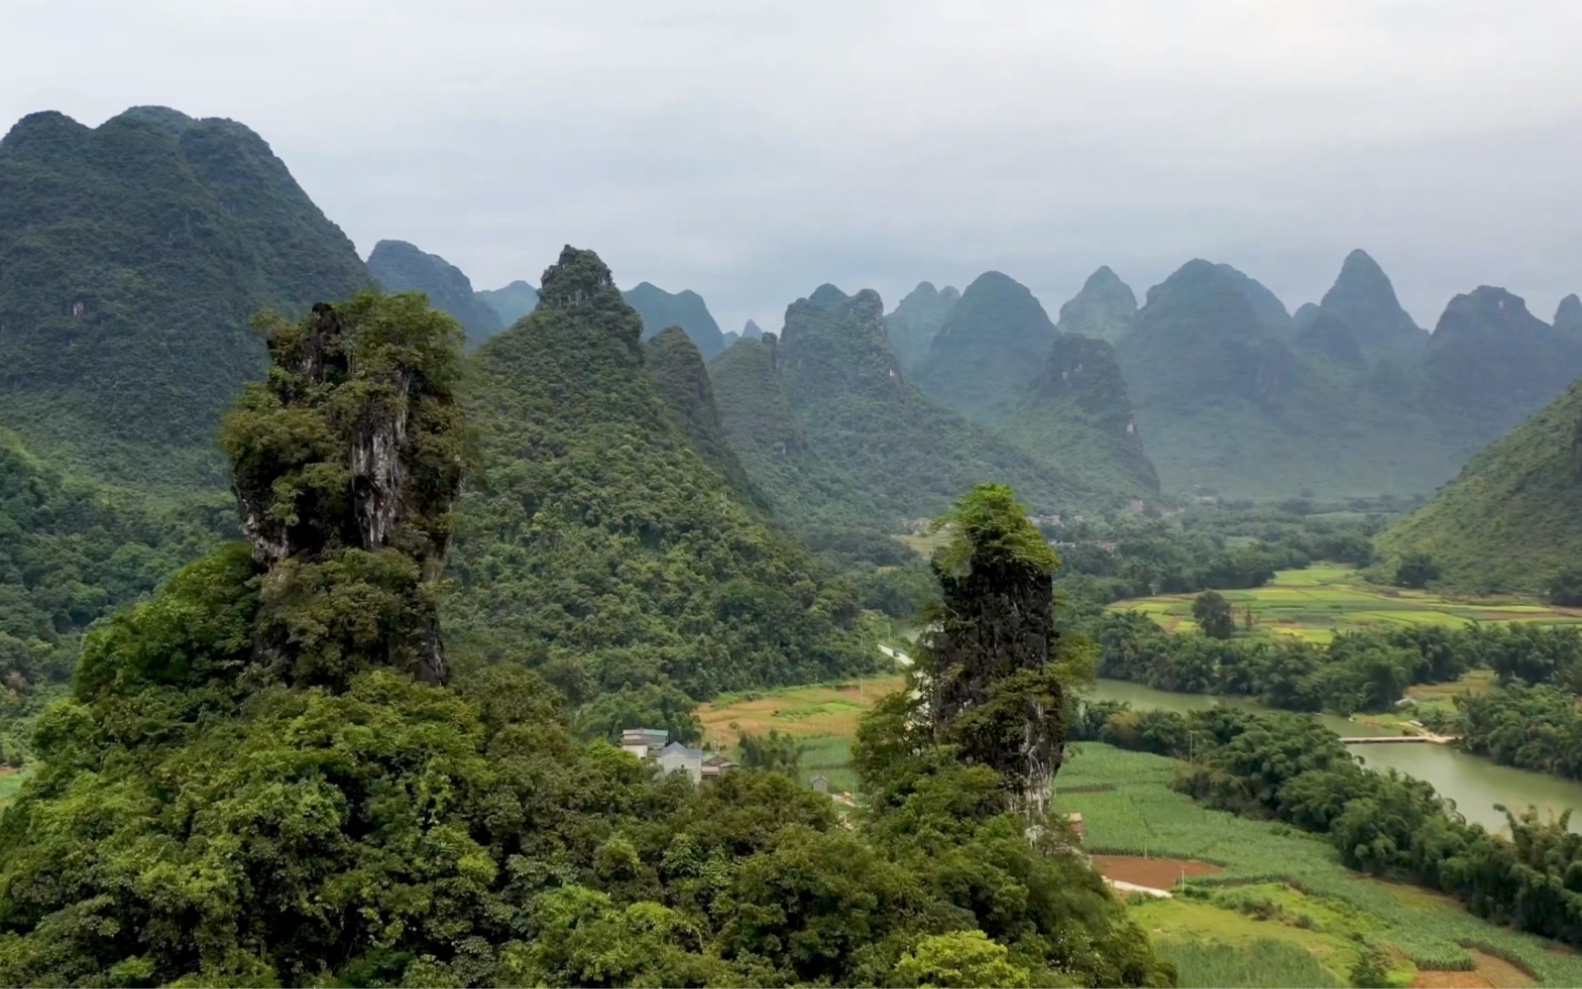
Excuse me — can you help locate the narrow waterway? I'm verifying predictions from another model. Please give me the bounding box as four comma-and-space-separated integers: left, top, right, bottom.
1089, 679, 1582, 834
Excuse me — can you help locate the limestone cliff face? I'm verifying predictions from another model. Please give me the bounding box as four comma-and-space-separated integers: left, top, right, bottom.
226, 296, 465, 686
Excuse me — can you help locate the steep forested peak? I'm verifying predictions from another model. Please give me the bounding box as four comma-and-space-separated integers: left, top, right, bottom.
1137, 259, 1270, 340
1055, 265, 1137, 342
645, 325, 766, 510
741, 318, 765, 339
475, 279, 539, 326
807, 283, 851, 310
1555, 293, 1582, 334
621, 281, 727, 357
779, 287, 903, 397
366, 239, 504, 348
1313, 248, 1423, 352
1431, 286, 1550, 342
0, 102, 369, 485
1297, 308, 1366, 365
931, 270, 1054, 346
884, 280, 961, 369
911, 271, 1057, 424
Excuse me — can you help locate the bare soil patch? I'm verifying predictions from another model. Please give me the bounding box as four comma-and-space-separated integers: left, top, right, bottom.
1411, 949, 1537, 989
1091, 855, 1221, 890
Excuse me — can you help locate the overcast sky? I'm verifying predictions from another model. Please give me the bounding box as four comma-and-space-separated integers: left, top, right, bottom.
4, 0, 1580, 335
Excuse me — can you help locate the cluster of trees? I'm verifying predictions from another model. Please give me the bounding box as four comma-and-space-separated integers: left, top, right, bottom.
1070, 704, 1582, 948
1051, 508, 1380, 605
0, 292, 1178, 986
1421, 622, 1582, 779
1074, 610, 1579, 716
0, 437, 227, 762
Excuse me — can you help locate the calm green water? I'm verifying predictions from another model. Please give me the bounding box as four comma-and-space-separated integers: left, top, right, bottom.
1089, 679, 1582, 834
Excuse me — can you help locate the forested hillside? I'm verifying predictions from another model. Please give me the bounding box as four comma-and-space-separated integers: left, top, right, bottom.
644, 326, 768, 512
366, 238, 505, 347
883, 280, 958, 369
1002, 333, 1161, 504
1377, 373, 1582, 593
913, 270, 1057, 424
447, 247, 876, 710
0, 106, 370, 487
1055, 266, 1136, 342
712, 287, 1087, 528
1117, 259, 1459, 498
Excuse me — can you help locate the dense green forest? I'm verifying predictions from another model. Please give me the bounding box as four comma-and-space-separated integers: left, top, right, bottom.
622, 282, 727, 358
0, 304, 1175, 985
912, 271, 1057, 424
0, 106, 370, 488
445, 248, 878, 721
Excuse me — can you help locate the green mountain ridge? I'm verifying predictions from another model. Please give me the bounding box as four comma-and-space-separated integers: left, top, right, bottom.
711, 285, 1090, 527
913, 270, 1057, 424
448, 246, 875, 699
366, 239, 505, 347
0, 105, 371, 487
622, 281, 727, 358
1377, 371, 1582, 593
1118, 258, 1459, 499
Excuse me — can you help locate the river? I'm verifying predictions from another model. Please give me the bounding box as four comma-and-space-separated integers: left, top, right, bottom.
1090, 679, 1582, 834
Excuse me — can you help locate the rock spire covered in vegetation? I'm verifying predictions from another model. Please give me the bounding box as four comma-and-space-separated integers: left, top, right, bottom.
922, 484, 1066, 815
221, 293, 466, 686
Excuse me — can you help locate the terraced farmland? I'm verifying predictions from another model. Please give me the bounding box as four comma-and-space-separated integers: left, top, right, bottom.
1110, 564, 1582, 643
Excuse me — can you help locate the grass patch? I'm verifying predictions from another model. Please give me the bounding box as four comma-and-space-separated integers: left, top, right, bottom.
0, 768, 30, 811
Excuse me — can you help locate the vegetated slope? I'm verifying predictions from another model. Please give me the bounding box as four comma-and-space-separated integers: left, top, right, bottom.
1377, 374, 1582, 593
1118, 259, 1457, 499
1425, 286, 1582, 455
0, 105, 371, 487
0, 431, 227, 695
475, 279, 539, 325
912, 271, 1057, 424
366, 239, 504, 347
714, 286, 1085, 527
449, 246, 875, 699
883, 281, 959, 370
622, 281, 727, 358
1055, 266, 1136, 343
644, 326, 768, 512
1001, 333, 1160, 504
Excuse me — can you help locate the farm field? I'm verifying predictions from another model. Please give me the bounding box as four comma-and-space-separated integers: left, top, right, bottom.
1058, 744, 1573, 988
1109, 564, 1582, 644
695, 678, 906, 793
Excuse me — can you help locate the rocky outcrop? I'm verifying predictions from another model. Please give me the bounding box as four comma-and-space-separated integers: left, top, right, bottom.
226, 297, 465, 686
1556, 294, 1582, 335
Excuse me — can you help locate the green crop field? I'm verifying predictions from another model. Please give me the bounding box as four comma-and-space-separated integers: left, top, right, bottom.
1058, 745, 1569, 987
1109, 563, 1582, 643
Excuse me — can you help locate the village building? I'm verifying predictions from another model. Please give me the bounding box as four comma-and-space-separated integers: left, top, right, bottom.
622, 730, 736, 783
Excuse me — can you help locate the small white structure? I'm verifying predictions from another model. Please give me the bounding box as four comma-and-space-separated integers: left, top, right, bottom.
620, 728, 669, 760
811, 774, 830, 793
